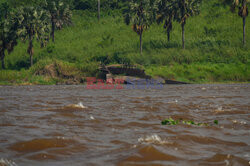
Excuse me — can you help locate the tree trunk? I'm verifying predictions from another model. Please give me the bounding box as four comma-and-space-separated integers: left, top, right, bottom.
140, 33, 142, 55
243, 17, 246, 46
30, 53, 33, 67
167, 18, 172, 42
0, 50, 5, 69
167, 31, 170, 42
28, 36, 34, 67
52, 21, 55, 42
139, 1, 143, 55
182, 21, 186, 49
181, 0, 186, 49
98, 0, 100, 21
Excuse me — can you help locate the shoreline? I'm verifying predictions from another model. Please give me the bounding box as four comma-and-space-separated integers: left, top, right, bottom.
1, 63, 249, 86
0, 81, 249, 86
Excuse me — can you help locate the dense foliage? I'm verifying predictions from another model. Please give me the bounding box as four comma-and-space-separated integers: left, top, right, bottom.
17, 6, 51, 66
124, 0, 158, 55
43, 0, 72, 42
0, 3, 18, 69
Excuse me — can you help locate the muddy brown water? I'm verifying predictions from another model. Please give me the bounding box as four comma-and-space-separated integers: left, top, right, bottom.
0, 84, 249, 166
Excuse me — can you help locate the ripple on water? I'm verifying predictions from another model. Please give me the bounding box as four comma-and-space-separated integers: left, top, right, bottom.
27, 153, 57, 161
125, 122, 156, 128
134, 105, 159, 112
46, 101, 62, 105
128, 100, 142, 104
21, 125, 39, 129
8, 137, 87, 161
118, 145, 179, 165
44, 102, 88, 114
213, 107, 248, 115
9, 138, 78, 153
0, 115, 16, 127
176, 134, 248, 147
47, 143, 87, 156
198, 153, 249, 166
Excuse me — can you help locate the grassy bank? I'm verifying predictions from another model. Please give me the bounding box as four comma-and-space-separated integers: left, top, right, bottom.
0, 0, 249, 85
146, 63, 249, 83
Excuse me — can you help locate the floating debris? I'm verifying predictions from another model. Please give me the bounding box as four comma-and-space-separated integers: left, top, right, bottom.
161, 118, 219, 126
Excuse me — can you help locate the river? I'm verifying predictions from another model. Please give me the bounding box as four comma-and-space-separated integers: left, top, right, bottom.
0, 84, 249, 166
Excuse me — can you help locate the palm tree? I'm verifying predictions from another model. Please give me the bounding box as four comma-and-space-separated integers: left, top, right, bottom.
8, 0, 43, 7
157, 0, 176, 42
230, 0, 249, 45
98, 0, 101, 21
45, 0, 72, 42
17, 6, 51, 67
173, 0, 201, 49
124, 0, 158, 55
0, 3, 18, 69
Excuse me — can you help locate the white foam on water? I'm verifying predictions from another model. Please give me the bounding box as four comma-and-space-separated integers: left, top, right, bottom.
214, 106, 225, 113
76, 102, 87, 109
168, 99, 178, 104
90, 115, 95, 120
224, 159, 230, 166
217, 106, 223, 111
244, 153, 250, 158
68, 102, 87, 109
138, 134, 171, 145
232, 120, 247, 125
0, 159, 17, 166
56, 136, 66, 140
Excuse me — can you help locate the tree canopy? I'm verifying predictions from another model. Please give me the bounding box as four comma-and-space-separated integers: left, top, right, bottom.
17, 6, 51, 66
44, 0, 72, 42
124, 0, 158, 55
0, 3, 18, 69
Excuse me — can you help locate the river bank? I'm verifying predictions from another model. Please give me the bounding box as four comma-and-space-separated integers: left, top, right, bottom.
0, 62, 249, 86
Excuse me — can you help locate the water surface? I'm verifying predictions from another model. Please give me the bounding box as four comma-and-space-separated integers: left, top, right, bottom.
0, 84, 249, 166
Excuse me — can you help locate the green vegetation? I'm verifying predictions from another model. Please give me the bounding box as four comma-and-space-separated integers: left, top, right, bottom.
124, 0, 158, 55
45, 0, 72, 42
225, 0, 249, 45
157, 0, 202, 49
0, 0, 249, 85
0, 3, 18, 69
161, 117, 219, 126
17, 6, 51, 67
173, 0, 201, 49
146, 63, 249, 83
